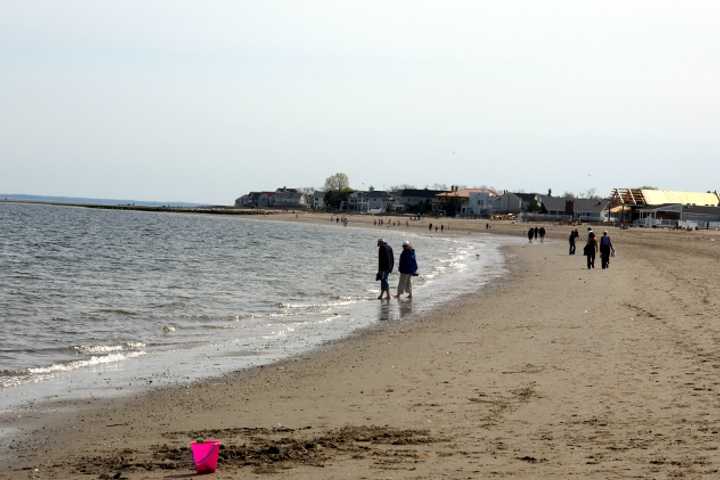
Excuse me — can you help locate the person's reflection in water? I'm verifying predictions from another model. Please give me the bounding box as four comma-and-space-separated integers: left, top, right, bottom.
378, 300, 392, 322
398, 298, 413, 318
378, 298, 414, 322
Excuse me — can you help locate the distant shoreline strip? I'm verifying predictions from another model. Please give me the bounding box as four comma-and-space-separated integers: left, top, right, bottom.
0, 200, 281, 216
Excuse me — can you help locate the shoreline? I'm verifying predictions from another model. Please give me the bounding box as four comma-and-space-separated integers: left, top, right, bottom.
0, 214, 519, 474
0, 214, 512, 416
3, 214, 720, 478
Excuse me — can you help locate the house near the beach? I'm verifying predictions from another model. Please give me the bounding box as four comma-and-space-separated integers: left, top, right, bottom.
235, 187, 308, 209
311, 191, 325, 210
493, 191, 524, 215
636, 204, 720, 229
520, 194, 609, 222
573, 198, 610, 222
435, 187, 499, 217
609, 188, 720, 226
347, 190, 393, 213
392, 188, 446, 214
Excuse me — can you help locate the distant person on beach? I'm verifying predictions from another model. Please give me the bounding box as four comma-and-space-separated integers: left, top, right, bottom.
539, 226, 546, 243
584, 228, 597, 269
599, 231, 615, 269
376, 239, 395, 300
440, 225, 444, 232
569, 229, 578, 255
527, 227, 534, 243
428, 223, 433, 232
533, 227, 539, 240
396, 241, 418, 299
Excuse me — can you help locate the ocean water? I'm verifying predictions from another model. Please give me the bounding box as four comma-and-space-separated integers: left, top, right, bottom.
0, 203, 510, 410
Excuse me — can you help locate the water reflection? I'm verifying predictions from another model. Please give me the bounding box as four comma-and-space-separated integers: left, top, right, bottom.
398, 298, 413, 318
377, 298, 414, 322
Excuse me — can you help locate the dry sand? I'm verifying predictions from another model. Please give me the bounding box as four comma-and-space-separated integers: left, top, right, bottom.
2, 214, 720, 479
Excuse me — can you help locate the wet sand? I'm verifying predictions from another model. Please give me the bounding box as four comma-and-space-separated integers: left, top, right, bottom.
2, 215, 720, 479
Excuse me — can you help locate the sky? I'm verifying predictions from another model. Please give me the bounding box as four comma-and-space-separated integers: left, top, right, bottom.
1, 1, 719, 204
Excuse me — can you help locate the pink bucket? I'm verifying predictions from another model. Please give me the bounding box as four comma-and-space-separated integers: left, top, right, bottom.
190, 439, 221, 474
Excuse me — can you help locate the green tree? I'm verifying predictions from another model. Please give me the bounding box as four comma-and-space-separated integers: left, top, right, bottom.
324, 173, 350, 191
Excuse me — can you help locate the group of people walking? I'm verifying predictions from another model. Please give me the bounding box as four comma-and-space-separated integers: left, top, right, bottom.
530, 224, 616, 270
575, 227, 615, 270
527, 226, 546, 243
376, 239, 418, 300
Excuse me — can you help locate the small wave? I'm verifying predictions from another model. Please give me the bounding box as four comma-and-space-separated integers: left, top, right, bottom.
280, 299, 357, 310
28, 351, 146, 375
73, 345, 121, 354
71, 342, 146, 355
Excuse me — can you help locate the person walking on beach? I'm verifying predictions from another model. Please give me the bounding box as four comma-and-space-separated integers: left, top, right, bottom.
533, 227, 539, 241
428, 223, 433, 232
396, 241, 418, 299
527, 227, 534, 243
376, 239, 394, 300
568, 229, 578, 255
584, 228, 597, 269
599, 231, 615, 269
539, 226, 546, 243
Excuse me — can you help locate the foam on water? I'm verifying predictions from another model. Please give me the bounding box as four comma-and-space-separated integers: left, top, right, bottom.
28, 351, 147, 375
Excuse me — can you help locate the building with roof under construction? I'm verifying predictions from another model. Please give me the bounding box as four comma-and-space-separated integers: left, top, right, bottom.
609, 188, 720, 228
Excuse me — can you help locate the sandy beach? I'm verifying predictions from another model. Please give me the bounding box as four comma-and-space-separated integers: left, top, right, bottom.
3, 214, 720, 479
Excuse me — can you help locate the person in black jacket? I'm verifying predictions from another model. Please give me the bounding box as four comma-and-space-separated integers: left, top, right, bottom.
569, 229, 578, 255
377, 239, 395, 300
584, 228, 597, 269
599, 231, 615, 269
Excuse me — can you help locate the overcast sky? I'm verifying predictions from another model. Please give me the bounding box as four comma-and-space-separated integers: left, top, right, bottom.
1, 1, 718, 204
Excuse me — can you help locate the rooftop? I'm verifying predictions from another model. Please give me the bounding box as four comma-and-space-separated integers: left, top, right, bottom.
436, 188, 498, 199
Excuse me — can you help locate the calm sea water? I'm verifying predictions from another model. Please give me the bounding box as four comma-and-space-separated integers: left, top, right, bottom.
0, 203, 509, 410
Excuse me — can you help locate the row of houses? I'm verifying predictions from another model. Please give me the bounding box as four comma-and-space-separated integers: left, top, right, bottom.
235, 187, 607, 220
235, 188, 445, 214
235, 186, 720, 227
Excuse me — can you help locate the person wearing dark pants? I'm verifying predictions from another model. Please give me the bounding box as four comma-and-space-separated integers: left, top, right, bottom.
584, 230, 597, 269
599, 231, 615, 269
568, 229, 578, 255
376, 239, 394, 300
